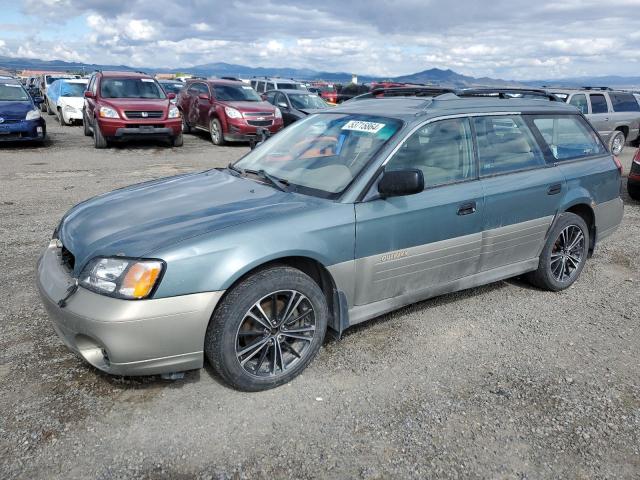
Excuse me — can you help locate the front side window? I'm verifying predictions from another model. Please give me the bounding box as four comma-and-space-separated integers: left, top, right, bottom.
609, 92, 640, 112
386, 118, 475, 188
100, 78, 166, 99
289, 94, 328, 110
569, 94, 588, 114
532, 115, 606, 161
474, 115, 545, 176
589, 94, 608, 114
213, 85, 261, 102
233, 114, 402, 197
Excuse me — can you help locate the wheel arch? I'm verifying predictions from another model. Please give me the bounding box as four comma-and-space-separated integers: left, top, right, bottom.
214, 254, 346, 335
615, 125, 629, 138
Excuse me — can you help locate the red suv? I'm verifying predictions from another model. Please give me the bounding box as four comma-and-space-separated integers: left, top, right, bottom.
83, 71, 183, 149
177, 79, 283, 145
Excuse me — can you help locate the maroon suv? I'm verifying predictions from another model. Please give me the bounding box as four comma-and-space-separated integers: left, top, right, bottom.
178, 79, 283, 145
83, 71, 183, 149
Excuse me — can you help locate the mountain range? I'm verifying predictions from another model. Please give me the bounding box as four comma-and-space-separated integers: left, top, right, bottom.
2, 55, 639, 89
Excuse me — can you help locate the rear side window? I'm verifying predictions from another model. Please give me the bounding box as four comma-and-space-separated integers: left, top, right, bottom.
609, 92, 640, 112
589, 94, 608, 114
266, 82, 275, 91
473, 116, 545, 176
569, 94, 588, 114
256, 81, 265, 93
532, 116, 606, 161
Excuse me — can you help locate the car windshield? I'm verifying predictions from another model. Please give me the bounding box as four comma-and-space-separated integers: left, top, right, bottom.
289, 94, 328, 110
233, 113, 402, 197
0, 83, 30, 101
60, 82, 87, 97
100, 78, 166, 99
46, 77, 66, 85
160, 83, 183, 94
213, 85, 261, 101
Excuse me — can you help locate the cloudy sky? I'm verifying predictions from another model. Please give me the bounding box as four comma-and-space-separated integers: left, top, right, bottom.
1, 0, 639, 80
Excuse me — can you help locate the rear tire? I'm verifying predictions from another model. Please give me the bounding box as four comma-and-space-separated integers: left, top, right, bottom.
526, 212, 589, 291
209, 118, 225, 145
93, 123, 108, 149
628, 182, 640, 201
609, 130, 625, 156
205, 266, 328, 391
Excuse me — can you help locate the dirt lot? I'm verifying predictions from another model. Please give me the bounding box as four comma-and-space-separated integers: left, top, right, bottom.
1, 117, 639, 479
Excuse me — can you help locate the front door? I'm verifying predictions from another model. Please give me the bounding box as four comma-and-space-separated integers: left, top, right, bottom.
354, 117, 484, 306
473, 114, 566, 271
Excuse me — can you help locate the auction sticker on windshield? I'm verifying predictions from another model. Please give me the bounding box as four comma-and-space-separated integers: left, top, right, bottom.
342, 120, 386, 134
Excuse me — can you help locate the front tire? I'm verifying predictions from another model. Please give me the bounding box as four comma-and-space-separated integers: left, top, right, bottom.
58, 108, 68, 126
93, 123, 108, 149
46, 99, 54, 115
181, 114, 191, 134
205, 266, 328, 391
527, 212, 589, 291
609, 130, 625, 156
628, 182, 640, 201
171, 132, 183, 147
83, 111, 92, 136
209, 118, 225, 145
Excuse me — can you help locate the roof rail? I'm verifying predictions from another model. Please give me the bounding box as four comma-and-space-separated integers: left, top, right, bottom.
356, 86, 456, 100
581, 86, 612, 91
457, 87, 562, 101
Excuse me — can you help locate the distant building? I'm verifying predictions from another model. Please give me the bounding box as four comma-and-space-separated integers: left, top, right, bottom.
351, 74, 358, 85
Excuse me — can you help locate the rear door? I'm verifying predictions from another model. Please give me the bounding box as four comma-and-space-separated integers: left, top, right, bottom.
474, 114, 565, 272
588, 93, 612, 140
354, 117, 484, 305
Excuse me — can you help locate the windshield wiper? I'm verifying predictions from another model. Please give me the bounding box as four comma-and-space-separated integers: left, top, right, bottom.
245, 168, 289, 192
227, 162, 244, 176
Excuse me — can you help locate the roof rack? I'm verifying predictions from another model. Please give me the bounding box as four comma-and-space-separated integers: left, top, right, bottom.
457, 87, 562, 101
355, 86, 456, 100
581, 86, 612, 91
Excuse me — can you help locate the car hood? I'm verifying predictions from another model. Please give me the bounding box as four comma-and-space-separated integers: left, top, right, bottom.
102, 98, 170, 111
222, 100, 275, 113
0, 100, 34, 120
58, 96, 84, 109
58, 169, 325, 274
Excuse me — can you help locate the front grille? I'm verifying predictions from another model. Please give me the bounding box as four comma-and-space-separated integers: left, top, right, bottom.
60, 246, 75, 271
244, 112, 273, 117
631, 160, 640, 175
0, 133, 23, 140
247, 120, 273, 127
124, 111, 163, 119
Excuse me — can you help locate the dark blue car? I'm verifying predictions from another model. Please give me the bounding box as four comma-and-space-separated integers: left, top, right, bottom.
0, 77, 46, 143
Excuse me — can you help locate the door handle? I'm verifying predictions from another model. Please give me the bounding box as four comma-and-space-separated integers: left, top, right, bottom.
547, 183, 562, 195
457, 201, 477, 215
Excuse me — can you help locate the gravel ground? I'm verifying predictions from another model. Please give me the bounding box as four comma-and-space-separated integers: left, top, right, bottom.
1, 116, 639, 479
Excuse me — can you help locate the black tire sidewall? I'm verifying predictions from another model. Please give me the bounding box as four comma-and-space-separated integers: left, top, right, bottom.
206, 266, 328, 391
537, 213, 589, 291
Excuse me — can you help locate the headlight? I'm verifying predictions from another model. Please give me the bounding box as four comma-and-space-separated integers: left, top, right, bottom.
79, 257, 164, 299
274, 107, 282, 119
25, 108, 41, 120
168, 105, 180, 118
99, 106, 119, 118
225, 106, 242, 119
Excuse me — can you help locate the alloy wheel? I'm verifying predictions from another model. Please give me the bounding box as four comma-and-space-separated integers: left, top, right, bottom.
611, 133, 624, 155
235, 290, 317, 378
210, 120, 220, 143
550, 225, 585, 282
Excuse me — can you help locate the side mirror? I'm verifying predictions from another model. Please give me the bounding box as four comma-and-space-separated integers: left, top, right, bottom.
167, 92, 176, 100
32, 96, 44, 105
84, 91, 94, 98
198, 93, 210, 100
378, 169, 424, 198
277, 102, 288, 109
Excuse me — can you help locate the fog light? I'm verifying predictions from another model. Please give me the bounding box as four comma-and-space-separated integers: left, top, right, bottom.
37, 126, 43, 135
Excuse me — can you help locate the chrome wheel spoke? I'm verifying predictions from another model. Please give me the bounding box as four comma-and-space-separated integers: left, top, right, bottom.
236, 289, 316, 378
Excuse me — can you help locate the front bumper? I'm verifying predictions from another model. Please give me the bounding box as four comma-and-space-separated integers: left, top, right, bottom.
224, 117, 283, 142
36, 243, 224, 376
97, 117, 182, 138
0, 118, 46, 142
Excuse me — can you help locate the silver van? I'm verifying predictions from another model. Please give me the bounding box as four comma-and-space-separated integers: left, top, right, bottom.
547, 87, 640, 155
